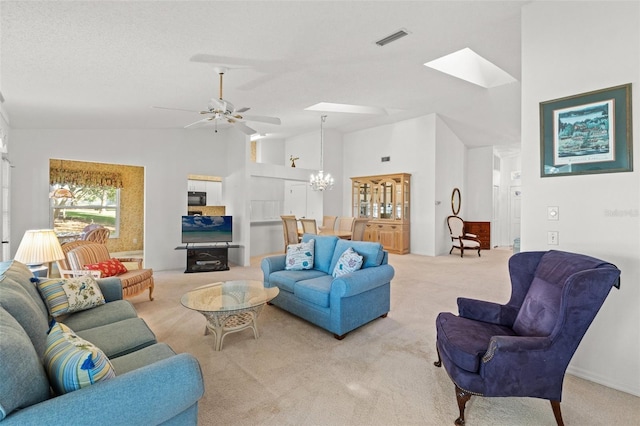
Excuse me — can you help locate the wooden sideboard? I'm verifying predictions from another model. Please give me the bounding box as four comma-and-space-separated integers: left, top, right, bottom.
464, 221, 491, 250
351, 173, 411, 254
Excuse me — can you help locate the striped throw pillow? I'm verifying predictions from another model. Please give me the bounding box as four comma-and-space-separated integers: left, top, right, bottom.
44, 321, 115, 395
37, 275, 105, 317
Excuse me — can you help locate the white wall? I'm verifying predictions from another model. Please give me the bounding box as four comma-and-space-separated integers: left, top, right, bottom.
343, 114, 466, 256
435, 115, 467, 255
9, 127, 231, 271
522, 1, 640, 395
466, 146, 493, 221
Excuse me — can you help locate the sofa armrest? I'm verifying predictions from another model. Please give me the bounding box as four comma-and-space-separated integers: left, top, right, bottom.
2, 353, 204, 425
116, 257, 144, 269
457, 297, 518, 326
261, 255, 287, 280
331, 264, 395, 298
96, 276, 124, 302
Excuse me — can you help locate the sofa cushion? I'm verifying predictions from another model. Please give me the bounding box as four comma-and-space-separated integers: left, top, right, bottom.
84, 258, 128, 278
60, 300, 138, 332
269, 269, 328, 293
0, 306, 50, 421
75, 317, 157, 358
294, 275, 333, 308
329, 240, 384, 274
332, 247, 364, 277
513, 250, 610, 337
302, 234, 338, 274
0, 260, 48, 318
37, 275, 106, 318
109, 342, 176, 375
285, 239, 315, 270
44, 321, 116, 395
0, 280, 50, 358
436, 312, 516, 373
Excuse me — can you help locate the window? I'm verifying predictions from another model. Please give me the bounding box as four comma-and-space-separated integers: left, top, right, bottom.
50, 184, 120, 238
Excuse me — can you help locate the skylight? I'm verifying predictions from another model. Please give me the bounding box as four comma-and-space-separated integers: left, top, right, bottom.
304, 102, 387, 115
424, 47, 517, 88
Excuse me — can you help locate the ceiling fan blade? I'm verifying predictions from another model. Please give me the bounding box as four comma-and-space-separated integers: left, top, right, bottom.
235, 107, 250, 113
152, 106, 201, 113
241, 115, 281, 125
184, 118, 212, 129
234, 122, 257, 135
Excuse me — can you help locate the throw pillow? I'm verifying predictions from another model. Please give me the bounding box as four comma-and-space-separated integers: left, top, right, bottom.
84, 258, 128, 278
37, 275, 106, 317
332, 247, 364, 277
285, 239, 315, 270
44, 321, 116, 395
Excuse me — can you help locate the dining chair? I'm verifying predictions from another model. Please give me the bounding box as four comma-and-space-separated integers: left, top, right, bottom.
299, 218, 318, 235
350, 218, 369, 241
281, 216, 300, 251
318, 215, 338, 233
337, 217, 355, 233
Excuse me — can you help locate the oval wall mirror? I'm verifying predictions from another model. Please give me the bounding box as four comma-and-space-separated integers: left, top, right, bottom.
451, 188, 461, 215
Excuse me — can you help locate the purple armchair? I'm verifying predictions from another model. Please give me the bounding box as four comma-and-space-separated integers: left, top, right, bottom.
434, 250, 620, 425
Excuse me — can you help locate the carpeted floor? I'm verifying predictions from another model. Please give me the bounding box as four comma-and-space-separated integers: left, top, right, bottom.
131, 248, 639, 425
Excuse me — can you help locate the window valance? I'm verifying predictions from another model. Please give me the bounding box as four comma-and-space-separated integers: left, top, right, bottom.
50, 167, 123, 189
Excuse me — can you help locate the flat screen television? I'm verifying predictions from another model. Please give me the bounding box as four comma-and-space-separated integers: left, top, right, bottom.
181, 215, 233, 244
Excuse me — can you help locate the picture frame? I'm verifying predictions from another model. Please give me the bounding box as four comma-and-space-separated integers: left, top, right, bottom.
540, 83, 632, 177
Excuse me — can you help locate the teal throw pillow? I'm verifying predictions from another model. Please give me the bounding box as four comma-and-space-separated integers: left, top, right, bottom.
285, 239, 315, 270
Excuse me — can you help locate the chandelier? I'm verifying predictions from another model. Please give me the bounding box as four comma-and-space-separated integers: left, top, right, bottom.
310, 115, 334, 191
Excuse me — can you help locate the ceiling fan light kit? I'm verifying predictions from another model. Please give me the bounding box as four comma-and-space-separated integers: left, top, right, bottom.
152, 66, 280, 136
310, 115, 334, 192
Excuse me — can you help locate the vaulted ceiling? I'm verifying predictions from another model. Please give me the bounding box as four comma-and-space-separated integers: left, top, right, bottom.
1, 1, 527, 148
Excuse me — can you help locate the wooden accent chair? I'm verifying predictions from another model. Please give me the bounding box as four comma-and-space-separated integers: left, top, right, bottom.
83, 227, 110, 244
58, 240, 154, 301
447, 215, 481, 257
281, 216, 300, 252
350, 218, 369, 241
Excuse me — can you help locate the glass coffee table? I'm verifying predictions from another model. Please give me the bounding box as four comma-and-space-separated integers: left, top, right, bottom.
181, 280, 279, 351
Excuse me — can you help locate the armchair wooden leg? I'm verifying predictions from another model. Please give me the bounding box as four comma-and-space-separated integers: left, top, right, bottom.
434, 345, 442, 367
550, 400, 564, 426
454, 385, 472, 425
148, 285, 154, 301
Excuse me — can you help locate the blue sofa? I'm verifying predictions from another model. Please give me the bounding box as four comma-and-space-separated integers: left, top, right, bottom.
261, 234, 394, 339
0, 260, 204, 425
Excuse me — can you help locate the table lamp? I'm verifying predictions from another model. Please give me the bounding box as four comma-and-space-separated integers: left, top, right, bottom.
14, 229, 65, 277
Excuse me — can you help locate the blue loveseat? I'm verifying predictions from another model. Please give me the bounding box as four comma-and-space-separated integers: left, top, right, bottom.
0, 260, 204, 425
261, 234, 395, 339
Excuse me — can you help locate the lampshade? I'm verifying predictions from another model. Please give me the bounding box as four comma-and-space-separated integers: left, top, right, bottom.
14, 229, 65, 266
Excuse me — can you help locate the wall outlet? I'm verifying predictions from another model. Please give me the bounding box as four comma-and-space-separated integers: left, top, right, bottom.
547, 231, 559, 245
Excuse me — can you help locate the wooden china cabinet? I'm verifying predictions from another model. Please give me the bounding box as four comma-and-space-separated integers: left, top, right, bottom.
351, 173, 411, 254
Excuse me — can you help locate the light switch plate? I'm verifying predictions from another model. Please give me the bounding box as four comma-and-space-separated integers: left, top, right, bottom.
548, 231, 559, 245
547, 206, 559, 220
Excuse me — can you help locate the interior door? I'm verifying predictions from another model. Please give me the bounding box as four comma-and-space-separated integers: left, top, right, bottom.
509, 186, 522, 245
283, 182, 307, 218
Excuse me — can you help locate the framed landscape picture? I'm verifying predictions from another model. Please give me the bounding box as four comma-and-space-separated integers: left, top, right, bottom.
540, 83, 632, 177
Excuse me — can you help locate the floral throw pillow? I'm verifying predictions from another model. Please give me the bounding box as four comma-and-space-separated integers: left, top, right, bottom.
285, 239, 315, 270
44, 321, 115, 395
37, 275, 106, 317
84, 258, 128, 278
332, 247, 364, 277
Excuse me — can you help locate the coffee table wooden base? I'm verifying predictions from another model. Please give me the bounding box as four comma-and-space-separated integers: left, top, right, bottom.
201, 305, 265, 351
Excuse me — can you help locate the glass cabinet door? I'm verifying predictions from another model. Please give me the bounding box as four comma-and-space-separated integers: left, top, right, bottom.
359, 182, 371, 218
379, 180, 394, 219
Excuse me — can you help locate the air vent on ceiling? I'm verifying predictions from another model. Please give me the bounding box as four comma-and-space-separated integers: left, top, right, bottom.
375, 28, 410, 47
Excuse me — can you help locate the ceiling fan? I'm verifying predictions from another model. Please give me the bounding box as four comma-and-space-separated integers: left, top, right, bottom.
153, 67, 281, 135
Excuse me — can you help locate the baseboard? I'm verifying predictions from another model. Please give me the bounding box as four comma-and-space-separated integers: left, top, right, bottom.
567, 365, 640, 397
